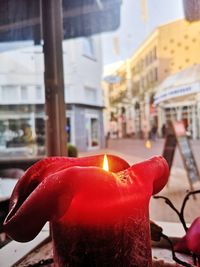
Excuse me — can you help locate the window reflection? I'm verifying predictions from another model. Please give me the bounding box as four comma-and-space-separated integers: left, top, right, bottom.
0, 40, 45, 157
0, 0, 200, 159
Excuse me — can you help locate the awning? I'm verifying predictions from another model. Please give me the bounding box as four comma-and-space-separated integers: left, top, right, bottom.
0, 0, 121, 43
154, 65, 200, 105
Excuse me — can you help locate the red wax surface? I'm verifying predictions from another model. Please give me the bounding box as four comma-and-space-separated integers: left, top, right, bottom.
52, 215, 151, 267
175, 216, 200, 255
3, 154, 169, 267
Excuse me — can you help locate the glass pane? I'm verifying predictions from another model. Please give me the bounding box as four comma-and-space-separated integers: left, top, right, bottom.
91, 118, 99, 147
1, 1, 200, 254
0, 1, 45, 159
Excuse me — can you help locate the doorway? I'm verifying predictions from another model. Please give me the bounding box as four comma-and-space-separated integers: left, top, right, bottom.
86, 115, 100, 149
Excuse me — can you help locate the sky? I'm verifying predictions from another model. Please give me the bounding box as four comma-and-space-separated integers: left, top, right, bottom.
102, 0, 184, 68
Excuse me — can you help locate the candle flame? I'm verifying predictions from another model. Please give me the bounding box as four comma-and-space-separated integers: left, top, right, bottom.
145, 140, 151, 149
103, 154, 109, 172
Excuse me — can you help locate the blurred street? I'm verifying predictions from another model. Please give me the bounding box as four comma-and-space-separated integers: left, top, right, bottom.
80, 138, 200, 224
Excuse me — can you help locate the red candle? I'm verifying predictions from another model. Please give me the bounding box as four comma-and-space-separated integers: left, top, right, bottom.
4, 154, 169, 267
175, 217, 200, 255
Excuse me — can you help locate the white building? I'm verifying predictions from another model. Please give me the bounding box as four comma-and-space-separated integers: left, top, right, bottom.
0, 36, 105, 155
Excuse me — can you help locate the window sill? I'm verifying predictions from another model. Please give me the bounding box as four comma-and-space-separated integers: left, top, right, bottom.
0, 224, 49, 267
0, 221, 192, 266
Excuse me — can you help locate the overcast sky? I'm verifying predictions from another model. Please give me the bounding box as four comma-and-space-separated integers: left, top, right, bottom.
102, 0, 184, 67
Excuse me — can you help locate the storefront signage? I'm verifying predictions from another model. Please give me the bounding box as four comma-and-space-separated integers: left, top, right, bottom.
103, 75, 122, 84
173, 121, 200, 185
154, 82, 200, 104
163, 121, 200, 189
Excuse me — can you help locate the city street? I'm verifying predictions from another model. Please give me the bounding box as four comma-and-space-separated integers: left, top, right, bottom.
80, 138, 200, 224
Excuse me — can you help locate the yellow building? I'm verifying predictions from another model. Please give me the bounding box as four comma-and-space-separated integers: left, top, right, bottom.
106, 19, 200, 138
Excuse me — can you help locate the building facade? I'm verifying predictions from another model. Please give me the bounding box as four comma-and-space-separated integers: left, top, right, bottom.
0, 36, 105, 156
105, 19, 200, 139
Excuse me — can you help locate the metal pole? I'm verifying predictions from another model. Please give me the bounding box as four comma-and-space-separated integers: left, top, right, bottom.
41, 0, 67, 156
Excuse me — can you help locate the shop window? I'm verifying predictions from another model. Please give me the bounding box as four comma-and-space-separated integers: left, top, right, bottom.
2, 118, 35, 150
86, 116, 99, 148
91, 118, 99, 147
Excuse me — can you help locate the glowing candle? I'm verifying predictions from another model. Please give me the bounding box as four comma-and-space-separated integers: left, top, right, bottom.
103, 154, 109, 171
4, 154, 169, 267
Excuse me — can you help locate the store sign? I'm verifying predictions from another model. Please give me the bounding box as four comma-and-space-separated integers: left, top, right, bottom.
172, 121, 186, 137
163, 120, 200, 187
183, 0, 200, 22
103, 75, 122, 84
172, 121, 200, 184
0, 0, 121, 42
154, 82, 200, 104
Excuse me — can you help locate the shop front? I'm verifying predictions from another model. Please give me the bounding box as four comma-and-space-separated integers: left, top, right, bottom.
72, 105, 105, 152
154, 65, 200, 139
0, 104, 104, 156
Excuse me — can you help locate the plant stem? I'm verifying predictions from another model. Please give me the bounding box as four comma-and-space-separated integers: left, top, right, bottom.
180, 190, 200, 231
161, 233, 193, 267
153, 195, 187, 231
